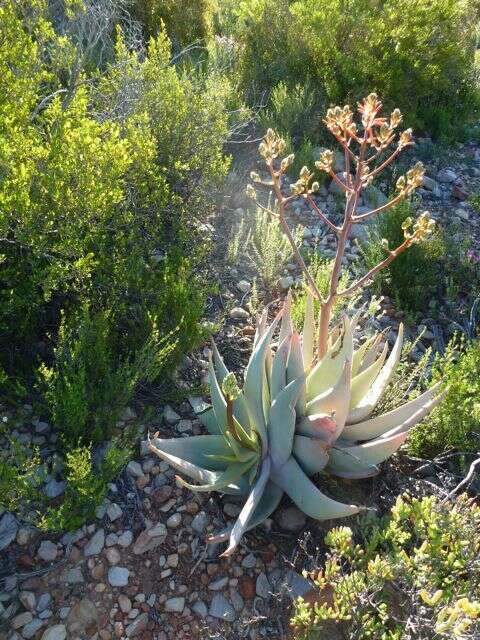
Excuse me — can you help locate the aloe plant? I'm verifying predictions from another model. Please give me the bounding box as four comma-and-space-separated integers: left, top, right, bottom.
147, 94, 445, 556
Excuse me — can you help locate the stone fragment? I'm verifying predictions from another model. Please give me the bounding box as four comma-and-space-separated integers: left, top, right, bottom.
37, 541, 57, 563
84, 529, 105, 556
125, 612, 148, 637
40, 625, 67, 640
67, 598, 98, 634
229, 307, 249, 320
256, 572, 271, 598
133, 523, 167, 554
0, 512, 18, 551
165, 597, 185, 613
209, 594, 236, 622
108, 567, 130, 587
276, 506, 307, 532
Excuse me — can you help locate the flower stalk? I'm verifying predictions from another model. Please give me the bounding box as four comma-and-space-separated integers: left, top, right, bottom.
247, 93, 434, 359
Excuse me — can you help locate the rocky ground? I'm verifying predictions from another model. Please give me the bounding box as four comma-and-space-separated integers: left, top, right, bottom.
2, 135, 480, 640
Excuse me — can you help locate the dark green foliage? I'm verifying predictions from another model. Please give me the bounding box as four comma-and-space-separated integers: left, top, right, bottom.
408, 339, 480, 457
38, 306, 176, 447
359, 202, 446, 320
292, 494, 480, 639
233, 0, 480, 140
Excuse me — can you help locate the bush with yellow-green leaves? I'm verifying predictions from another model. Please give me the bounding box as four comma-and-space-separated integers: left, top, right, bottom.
292, 493, 480, 640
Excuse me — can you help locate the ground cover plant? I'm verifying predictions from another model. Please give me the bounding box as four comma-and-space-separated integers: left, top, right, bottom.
147, 95, 445, 556
291, 493, 480, 639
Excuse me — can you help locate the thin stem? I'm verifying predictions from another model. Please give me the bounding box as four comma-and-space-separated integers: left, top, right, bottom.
368, 145, 403, 179
329, 170, 352, 193
268, 164, 326, 304
338, 238, 411, 297
306, 194, 340, 234
352, 192, 405, 223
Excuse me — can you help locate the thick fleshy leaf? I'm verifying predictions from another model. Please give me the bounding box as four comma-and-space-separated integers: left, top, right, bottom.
254, 307, 268, 348
302, 291, 315, 371
147, 435, 231, 471
306, 359, 352, 437
208, 356, 228, 434
359, 332, 384, 373
271, 334, 291, 400
350, 342, 388, 409
293, 435, 330, 475
176, 461, 254, 493
221, 457, 272, 556
272, 456, 362, 520
279, 291, 293, 344
347, 324, 404, 424
351, 335, 376, 377
211, 340, 251, 432
328, 432, 408, 478
286, 332, 306, 414
207, 480, 283, 546
343, 382, 445, 441
268, 376, 305, 467
244, 310, 282, 450
307, 316, 353, 400
190, 402, 220, 435
296, 414, 337, 442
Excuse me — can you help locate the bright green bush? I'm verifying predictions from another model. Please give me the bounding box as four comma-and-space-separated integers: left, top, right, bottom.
292, 493, 480, 639
408, 339, 480, 458
235, 0, 480, 139
38, 306, 175, 447
39, 443, 131, 532
359, 201, 446, 320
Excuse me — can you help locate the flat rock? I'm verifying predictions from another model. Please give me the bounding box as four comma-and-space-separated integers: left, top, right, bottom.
125, 612, 148, 637
107, 503, 123, 522
84, 529, 105, 556
192, 600, 208, 618
126, 461, 143, 478
61, 567, 84, 584
67, 598, 98, 634
229, 307, 249, 320
0, 512, 18, 551
256, 572, 271, 598
209, 594, 236, 622
22, 618, 44, 639
37, 541, 57, 562
108, 566, 129, 587
133, 523, 167, 554
163, 405, 181, 424
436, 168, 457, 183
44, 479, 66, 499
165, 597, 185, 613
41, 625, 67, 640
191, 511, 208, 534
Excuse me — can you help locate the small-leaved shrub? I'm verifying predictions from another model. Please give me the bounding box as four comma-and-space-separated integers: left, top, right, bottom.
359, 201, 445, 320
292, 493, 480, 640
408, 338, 480, 458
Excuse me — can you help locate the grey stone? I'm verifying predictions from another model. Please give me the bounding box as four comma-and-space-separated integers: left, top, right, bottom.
283, 570, 313, 600
133, 523, 167, 554
12, 612, 33, 629
19, 592, 36, 611
37, 594, 51, 613
237, 280, 251, 293
61, 567, 84, 584
40, 625, 67, 640
44, 479, 66, 498
37, 541, 57, 562
22, 617, 44, 639
166, 513, 181, 528
229, 588, 244, 613
176, 419, 193, 433
229, 307, 249, 320
241, 553, 256, 569
191, 511, 208, 535
163, 405, 181, 424
66, 598, 98, 634
279, 276, 294, 290
436, 168, 457, 183
84, 529, 105, 556
192, 600, 208, 618
117, 530, 133, 547
126, 461, 144, 478
208, 576, 229, 591
165, 597, 185, 613
0, 512, 18, 551
107, 503, 123, 522
108, 566, 130, 587
125, 612, 148, 637
276, 506, 307, 532
209, 594, 236, 622
256, 572, 271, 598
422, 175, 439, 192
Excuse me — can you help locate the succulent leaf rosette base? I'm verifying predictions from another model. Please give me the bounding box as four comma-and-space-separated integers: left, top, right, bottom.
147, 295, 444, 556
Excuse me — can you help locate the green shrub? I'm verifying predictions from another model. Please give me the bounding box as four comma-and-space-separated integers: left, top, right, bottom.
0, 433, 42, 515
227, 203, 303, 290
408, 338, 480, 458
236, 0, 480, 139
131, 0, 214, 49
38, 306, 176, 447
39, 443, 131, 532
359, 201, 445, 320
292, 493, 480, 639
